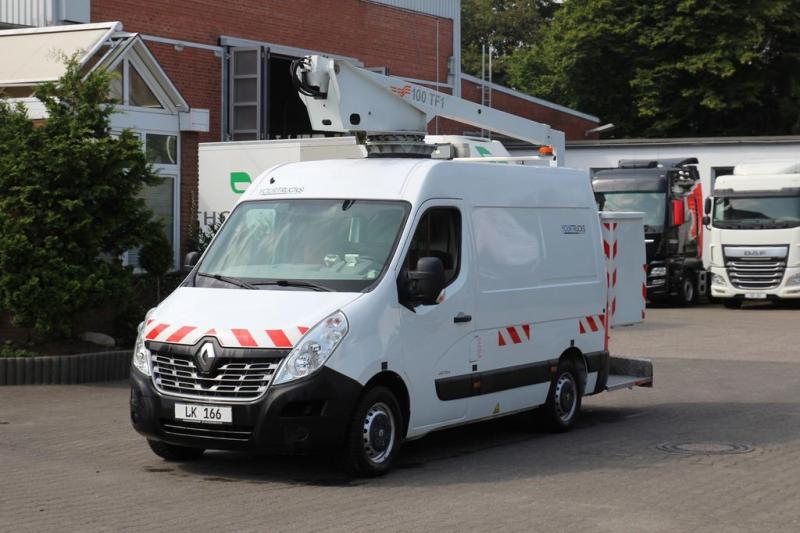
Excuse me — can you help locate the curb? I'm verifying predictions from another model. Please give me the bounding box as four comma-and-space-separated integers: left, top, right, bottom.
0, 350, 130, 385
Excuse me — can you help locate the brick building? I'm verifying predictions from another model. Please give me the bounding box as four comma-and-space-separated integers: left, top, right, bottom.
1, 0, 600, 267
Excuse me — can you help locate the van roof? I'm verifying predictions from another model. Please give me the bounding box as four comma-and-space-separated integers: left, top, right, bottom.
240, 157, 593, 208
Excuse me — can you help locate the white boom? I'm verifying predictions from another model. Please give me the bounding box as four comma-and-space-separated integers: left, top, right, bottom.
292, 55, 566, 165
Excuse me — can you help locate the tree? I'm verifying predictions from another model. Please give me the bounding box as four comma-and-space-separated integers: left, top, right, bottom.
0, 58, 164, 336
462, 0, 557, 87
508, 0, 800, 137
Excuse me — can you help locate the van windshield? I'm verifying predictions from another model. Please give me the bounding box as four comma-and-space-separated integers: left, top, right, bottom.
595, 191, 666, 232
196, 199, 410, 292
713, 196, 800, 229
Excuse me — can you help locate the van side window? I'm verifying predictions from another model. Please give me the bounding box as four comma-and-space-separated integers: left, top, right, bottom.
405, 207, 461, 285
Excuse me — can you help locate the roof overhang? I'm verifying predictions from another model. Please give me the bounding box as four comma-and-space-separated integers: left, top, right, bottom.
0, 22, 189, 113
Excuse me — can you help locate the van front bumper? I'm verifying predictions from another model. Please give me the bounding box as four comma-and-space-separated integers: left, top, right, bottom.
130, 366, 362, 453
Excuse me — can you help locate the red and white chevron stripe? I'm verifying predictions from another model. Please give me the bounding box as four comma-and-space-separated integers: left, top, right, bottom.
578, 314, 605, 335
497, 324, 532, 347
143, 323, 309, 348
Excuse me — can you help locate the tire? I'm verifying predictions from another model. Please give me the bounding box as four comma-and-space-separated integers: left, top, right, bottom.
542, 360, 583, 432
723, 299, 743, 309
674, 273, 697, 306
147, 439, 205, 461
342, 386, 403, 477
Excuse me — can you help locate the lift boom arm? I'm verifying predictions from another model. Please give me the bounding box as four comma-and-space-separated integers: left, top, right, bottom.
294, 55, 565, 164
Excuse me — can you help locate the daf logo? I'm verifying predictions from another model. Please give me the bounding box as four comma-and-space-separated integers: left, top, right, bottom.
196, 342, 217, 373
744, 250, 767, 256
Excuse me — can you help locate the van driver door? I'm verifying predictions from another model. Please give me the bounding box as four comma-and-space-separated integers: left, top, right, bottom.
398, 200, 476, 431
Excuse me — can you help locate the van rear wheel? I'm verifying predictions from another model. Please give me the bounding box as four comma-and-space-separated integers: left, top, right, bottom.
147, 439, 204, 461
542, 360, 582, 432
342, 386, 402, 477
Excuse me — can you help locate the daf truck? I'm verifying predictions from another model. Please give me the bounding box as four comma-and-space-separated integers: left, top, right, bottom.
593, 158, 706, 306
704, 160, 800, 308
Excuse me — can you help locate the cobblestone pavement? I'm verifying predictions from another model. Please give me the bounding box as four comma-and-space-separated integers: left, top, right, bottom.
2, 303, 799, 532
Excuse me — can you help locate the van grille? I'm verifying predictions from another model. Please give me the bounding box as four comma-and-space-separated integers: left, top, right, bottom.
725, 257, 786, 290
160, 419, 253, 442
151, 351, 283, 403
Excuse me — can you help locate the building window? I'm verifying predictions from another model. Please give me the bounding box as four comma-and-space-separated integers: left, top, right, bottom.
108, 59, 165, 110
146, 133, 178, 165
226, 46, 314, 140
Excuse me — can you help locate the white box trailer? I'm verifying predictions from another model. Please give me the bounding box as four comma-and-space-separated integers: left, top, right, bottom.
198, 137, 365, 230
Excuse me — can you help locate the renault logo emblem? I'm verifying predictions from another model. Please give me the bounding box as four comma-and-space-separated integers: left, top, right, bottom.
196, 342, 216, 373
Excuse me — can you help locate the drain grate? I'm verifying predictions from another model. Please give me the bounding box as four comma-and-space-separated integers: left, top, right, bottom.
657, 442, 754, 455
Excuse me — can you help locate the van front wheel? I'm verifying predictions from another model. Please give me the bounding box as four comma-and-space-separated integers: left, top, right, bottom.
543, 361, 582, 432
342, 386, 402, 477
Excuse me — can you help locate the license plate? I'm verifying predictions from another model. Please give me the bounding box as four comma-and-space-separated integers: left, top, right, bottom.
174, 403, 232, 424
745, 293, 768, 300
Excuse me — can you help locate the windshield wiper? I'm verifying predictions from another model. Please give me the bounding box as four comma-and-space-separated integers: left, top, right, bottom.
251, 279, 332, 292
197, 272, 257, 290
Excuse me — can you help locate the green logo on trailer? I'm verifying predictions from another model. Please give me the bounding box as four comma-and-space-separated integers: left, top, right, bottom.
230, 172, 252, 194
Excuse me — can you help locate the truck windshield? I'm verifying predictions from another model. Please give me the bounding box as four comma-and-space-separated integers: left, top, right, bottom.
713, 196, 800, 229
196, 199, 410, 292
595, 191, 666, 232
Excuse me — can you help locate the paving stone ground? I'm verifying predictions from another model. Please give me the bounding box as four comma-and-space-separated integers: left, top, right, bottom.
1, 302, 799, 532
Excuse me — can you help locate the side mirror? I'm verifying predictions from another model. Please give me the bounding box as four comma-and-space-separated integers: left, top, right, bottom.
702, 215, 711, 227
183, 251, 201, 271
704, 197, 712, 215
671, 199, 685, 226
403, 257, 445, 306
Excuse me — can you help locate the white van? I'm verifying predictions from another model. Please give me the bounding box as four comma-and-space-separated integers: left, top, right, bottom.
130, 157, 652, 476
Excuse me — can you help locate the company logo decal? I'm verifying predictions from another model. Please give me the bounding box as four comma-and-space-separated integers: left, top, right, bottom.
196, 342, 216, 373
744, 250, 767, 256
230, 172, 252, 194
258, 186, 305, 196
390, 84, 412, 97
561, 224, 586, 234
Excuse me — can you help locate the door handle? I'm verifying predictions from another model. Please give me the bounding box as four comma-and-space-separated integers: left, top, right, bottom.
453, 313, 472, 324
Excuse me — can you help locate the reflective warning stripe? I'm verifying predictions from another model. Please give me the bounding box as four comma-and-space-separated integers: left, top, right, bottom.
145, 323, 169, 340
266, 329, 292, 348
497, 323, 533, 346
231, 329, 258, 347
165, 325, 196, 343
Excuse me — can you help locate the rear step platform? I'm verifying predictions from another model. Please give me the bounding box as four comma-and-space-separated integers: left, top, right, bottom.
605, 356, 653, 391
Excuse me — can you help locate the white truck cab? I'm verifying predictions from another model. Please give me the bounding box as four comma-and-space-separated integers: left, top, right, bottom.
130, 55, 652, 476
705, 160, 800, 307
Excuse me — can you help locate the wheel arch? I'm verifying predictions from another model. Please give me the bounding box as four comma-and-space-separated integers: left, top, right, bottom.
558, 346, 589, 395
363, 371, 411, 438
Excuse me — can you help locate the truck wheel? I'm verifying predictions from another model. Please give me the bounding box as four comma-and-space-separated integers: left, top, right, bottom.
674, 273, 697, 306
147, 439, 204, 461
723, 299, 742, 309
542, 360, 582, 432
342, 386, 402, 477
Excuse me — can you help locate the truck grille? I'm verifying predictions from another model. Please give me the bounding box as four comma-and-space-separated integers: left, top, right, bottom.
725, 257, 786, 290
151, 351, 283, 403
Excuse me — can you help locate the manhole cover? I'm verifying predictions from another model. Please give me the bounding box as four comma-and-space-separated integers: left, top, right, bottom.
656, 442, 754, 455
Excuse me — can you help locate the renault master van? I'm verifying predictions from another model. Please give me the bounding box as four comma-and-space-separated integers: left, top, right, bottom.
130, 157, 652, 476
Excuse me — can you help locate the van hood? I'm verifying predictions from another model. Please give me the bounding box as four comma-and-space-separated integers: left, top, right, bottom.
143, 287, 362, 348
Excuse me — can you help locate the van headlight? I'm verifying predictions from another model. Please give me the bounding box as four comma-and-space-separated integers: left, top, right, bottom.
132, 309, 155, 376
273, 311, 348, 385
649, 266, 667, 277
